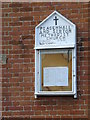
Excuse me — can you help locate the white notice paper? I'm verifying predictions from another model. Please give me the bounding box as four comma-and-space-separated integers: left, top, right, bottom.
43, 67, 68, 86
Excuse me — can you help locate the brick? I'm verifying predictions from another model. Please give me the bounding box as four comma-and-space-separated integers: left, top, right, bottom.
2, 3, 9, 8
22, 35, 33, 40
31, 2, 51, 7
19, 16, 33, 21
12, 8, 20, 12
32, 106, 46, 111
2, 112, 12, 116
2, 8, 12, 13
9, 12, 23, 17
19, 83, 33, 87
31, 11, 50, 16
9, 3, 23, 8
12, 18, 19, 22
70, 110, 84, 115
3, 102, 12, 106
6, 106, 23, 111
3, 26, 12, 31
20, 7, 32, 12
2, 18, 12, 22
9, 22, 22, 26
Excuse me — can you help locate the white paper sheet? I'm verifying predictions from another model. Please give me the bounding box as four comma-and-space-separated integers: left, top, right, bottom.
43, 67, 68, 86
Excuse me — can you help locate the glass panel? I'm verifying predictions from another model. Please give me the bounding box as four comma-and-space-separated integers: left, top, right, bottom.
40, 49, 72, 91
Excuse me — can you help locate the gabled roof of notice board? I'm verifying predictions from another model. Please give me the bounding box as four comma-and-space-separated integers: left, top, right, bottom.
36, 10, 76, 28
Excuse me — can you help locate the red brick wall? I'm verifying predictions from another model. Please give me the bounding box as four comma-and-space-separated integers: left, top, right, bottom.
2, 2, 89, 119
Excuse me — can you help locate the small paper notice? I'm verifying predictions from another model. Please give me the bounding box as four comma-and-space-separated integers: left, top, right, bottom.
43, 67, 68, 86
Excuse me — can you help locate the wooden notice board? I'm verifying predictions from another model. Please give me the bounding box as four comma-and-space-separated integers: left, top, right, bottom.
35, 11, 77, 98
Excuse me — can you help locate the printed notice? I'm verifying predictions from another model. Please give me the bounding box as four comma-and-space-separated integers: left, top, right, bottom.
43, 67, 68, 86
